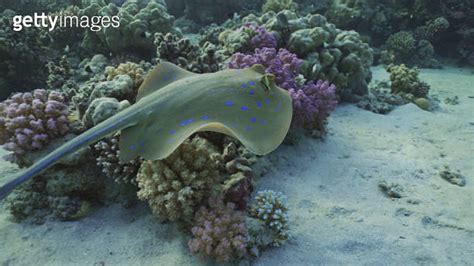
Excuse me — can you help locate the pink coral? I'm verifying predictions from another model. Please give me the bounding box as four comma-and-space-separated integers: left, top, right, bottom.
188, 198, 248, 262
245, 24, 278, 49
0, 89, 69, 157
228, 48, 303, 91
290, 80, 338, 130
229, 48, 337, 131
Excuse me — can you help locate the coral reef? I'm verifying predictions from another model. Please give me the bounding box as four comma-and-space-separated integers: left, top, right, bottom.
229, 48, 337, 131
46, 56, 74, 90
93, 135, 143, 184
188, 197, 248, 262
5, 138, 104, 223
324, 1, 474, 66
154, 33, 223, 73
40, 5, 85, 50
0, 10, 51, 99
357, 80, 408, 114
381, 31, 440, 68
219, 23, 278, 54
104, 62, 146, 90
289, 80, 337, 130
80, 0, 175, 57
262, 0, 297, 13
250, 190, 290, 246
136, 136, 222, 221
82, 97, 130, 128
387, 64, 430, 98
224, 11, 373, 100
0, 90, 70, 161
229, 48, 302, 91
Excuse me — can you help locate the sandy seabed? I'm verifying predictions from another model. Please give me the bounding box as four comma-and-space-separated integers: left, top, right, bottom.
1, 66, 473, 265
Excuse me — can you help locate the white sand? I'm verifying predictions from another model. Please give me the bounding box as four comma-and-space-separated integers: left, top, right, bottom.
1, 66, 473, 265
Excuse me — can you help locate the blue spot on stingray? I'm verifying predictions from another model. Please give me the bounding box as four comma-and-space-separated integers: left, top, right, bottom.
139, 148, 145, 153
172, 75, 177, 81
201, 115, 210, 120
240, 106, 248, 111
225, 100, 233, 107
180, 118, 194, 126
248, 81, 255, 86
260, 119, 267, 125
250, 117, 257, 123
245, 126, 253, 132
169, 130, 177, 135
249, 90, 255, 95
163, 75, 169, 81
274, 102, 282, 112
129, 144, 136, 150
240, 83, 248, 89
256, 101, 263, 108
265, 98, 271, 104
139, 141, 145, 147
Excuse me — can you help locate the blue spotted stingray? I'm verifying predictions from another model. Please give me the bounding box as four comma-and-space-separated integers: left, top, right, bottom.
0, 62, 292, 200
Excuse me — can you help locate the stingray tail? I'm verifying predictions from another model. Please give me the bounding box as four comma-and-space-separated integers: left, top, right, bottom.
0, 113, 134, 201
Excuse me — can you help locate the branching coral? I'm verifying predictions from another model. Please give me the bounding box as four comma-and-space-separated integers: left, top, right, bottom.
289, 80, 337, 130
188, 197, 248, 262
136, 136, 222, 221
250, 190, 290, 246
229, 48, 302, 90
93, 135, 143, 184
0, 89, 69, 160
154, 33, 223, 73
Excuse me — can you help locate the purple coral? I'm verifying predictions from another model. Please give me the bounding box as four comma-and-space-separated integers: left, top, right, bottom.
229, 48, 337, 131
188, 198, 248, 262
244, 23, 278, 49
229, 48, 303, 90
0, 89, 69, 157
290, 81, 337, 130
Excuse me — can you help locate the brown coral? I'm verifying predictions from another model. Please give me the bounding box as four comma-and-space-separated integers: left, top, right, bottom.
136, 136, 222, 221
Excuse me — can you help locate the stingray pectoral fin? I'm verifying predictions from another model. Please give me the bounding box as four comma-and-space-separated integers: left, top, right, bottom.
136, 61, 197, 101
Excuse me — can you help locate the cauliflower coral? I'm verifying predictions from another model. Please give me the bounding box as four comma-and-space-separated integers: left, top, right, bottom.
136, 136, 221, 221
0, 89, 69, 159
188, 197, 248, 262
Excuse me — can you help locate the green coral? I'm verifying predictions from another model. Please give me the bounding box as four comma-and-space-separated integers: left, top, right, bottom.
382, 31, 439, 68
80, 0, 175, 56
136, 136, 222, 221
5, 139, 104, 223
262, 0, 297, 13
225, 11, 373, 101
387, 64, 430, 98
250, 190, 290, 246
